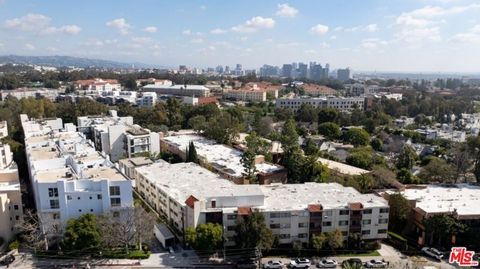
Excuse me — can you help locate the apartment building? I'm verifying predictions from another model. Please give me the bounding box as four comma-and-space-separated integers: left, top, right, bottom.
275, 96, 365, 112
0, 121, 23, 242
142, 84, 210, 97
384, 184, 480, 246
136, 92, 157, 107
132, 161, 389, 246
0, 88, 61, 101
77, 110, 160, 162
161, 130, 287, 184
224, 89, 267, 102
73, 78, 121, 94
21, 115, 133, 234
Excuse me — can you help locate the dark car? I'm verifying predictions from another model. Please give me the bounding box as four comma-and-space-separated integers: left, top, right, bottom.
342, 258, 364, 268
0, 254, 15, 266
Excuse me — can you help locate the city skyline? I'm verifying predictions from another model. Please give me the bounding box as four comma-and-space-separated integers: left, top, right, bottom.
1, 0, 480, 72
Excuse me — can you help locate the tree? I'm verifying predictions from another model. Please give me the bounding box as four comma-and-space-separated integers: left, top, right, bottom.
418, 157, 455, 183
296, 104, 317, 123
166, 97, 183, 127
343, 128, 370, 146
467, 135, 480, 182
318, 108, 338, 124
303, 138, 319, 156
188, 115, 207, 132
355, 174, 374, 193
318, 122, 341, 140
311, 233, 327, 252
62, 214, 102, 251
396, 145, 418, 170
280, 118, 300, 152
370, 138, 383, 152
134, 206, 156, 250
234, 212, 274, 252
449, 143, 470, 182
186, 141, 199, 163
424, 214, 465, 247
327, 229, 344, 250
185, 223, 223, 251
203, 112, 241, 145
241, 149, 258, 182
388, 193, 411, 233
14, 210, 50, 252
245, 132, 272, 160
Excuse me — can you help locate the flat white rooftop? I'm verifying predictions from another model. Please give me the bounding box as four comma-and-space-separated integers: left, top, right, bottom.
400, 184, 480, 217
261, 182, 387, 212
143, 84, 209, 91
163, 131, 282, 177
135, 161, 263, 206
317, 157, 369, 176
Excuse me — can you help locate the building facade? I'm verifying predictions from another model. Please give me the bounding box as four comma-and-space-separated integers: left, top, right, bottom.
275, 96, 365, 112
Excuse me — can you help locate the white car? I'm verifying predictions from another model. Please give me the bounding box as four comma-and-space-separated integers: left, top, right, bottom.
364, 259, 387, 268
317, 259, 338, 268
289, 258, 311, 268
264, 260, 284, 269
421, 247, 444, 260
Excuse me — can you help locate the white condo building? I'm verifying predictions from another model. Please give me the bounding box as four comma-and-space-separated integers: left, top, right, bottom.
132, 160, 389, 246
77, 110, 160, 162
21, 115, 133, 234
275, 96, 365, 112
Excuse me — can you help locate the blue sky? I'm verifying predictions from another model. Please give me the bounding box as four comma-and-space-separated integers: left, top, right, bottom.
0, 0, 480, 72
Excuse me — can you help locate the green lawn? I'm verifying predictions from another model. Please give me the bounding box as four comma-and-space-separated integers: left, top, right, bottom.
336, 250, 381, 257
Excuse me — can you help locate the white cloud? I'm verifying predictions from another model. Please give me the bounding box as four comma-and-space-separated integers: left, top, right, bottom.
396, 27, 441, 43
4, 13, 81, 35
276, 3, 298, 18
232, 16, 275, 33
304, 49, 317, 54
365, 24, 378, 32
310, 24, 329, 35
210, 28, 226, 34
25, 43, 35, 50
200, 5, 206, 10
182, 29, 192, 35
335, 24, 378, 33
106, 18, 131, 35
361, 38, 388, 49
191, 38, 204, 44
452, 24, 480, 44
276, 42, 300, 49
131, 37, 151, 44
143, 26, 157, 33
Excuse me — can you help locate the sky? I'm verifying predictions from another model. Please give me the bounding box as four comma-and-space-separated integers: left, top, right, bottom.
0, 0, 480, 72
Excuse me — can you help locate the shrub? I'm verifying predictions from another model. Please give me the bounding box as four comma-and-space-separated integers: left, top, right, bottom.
9, 240, 20, 250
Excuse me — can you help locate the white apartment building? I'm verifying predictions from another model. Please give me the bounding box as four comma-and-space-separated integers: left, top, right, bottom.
77, 110, 160, 162
142, 84, 210, 97
21, 115, 133, 234
275, 96, 365, 112
74, 78, 121, 94
133, 161, 389, 246
136, 92, 157, 107
224, 89, 267, 102
0, 121, 23, 242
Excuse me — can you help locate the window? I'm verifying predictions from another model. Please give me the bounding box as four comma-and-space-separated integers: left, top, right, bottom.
363, 209, 372, 214
110, 197, 121, 207
89, 196, 92, 200
67, 195, 72, 200
270, 223, 280, 229
52, 213, 60, 220
49, 200, 59, 209
14, 205, 19, 210
227, 215, 237, 220
77, 197, 81, 200
279, 234, 290, 239
380, 208, 389, 214
78, 209, 82, 212
362, 219, 372, 225
281, 223, 291, 228
322, 221, 332, 227
342, 231, 348, 236
379, 218, 388, 224
298, 233, 308, 238
298, 223, 307, 228
110, 186, 121, 196
362, 230, 371, 235
97, 194, 102, 200
378, 229, 387, 234
15, 215, 20, 220
270, 212, 291, 218
48, 188, 58, 197
339, 220, 349, 226
324, 210, 333, 217
227, 226, 235, 231
339, 210, 349, 215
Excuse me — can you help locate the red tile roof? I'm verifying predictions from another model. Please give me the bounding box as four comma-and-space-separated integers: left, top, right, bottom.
307, 204, 323, 212
237, 207, 252, 216
348, 202, 363, 210
185, 195, 199, 209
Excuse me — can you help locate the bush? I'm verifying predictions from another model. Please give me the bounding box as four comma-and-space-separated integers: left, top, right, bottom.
8, 240, 19, 250
128, 250, 151, 259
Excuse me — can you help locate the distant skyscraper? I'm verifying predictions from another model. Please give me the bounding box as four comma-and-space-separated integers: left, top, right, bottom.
298, 63, 308, 79
310, 64, 323, 81
282, 64, 293, 78
235, 64, 242, 71
337, 68, 352, 81
225, 66, 230, 74
323, 63, 330, 79
216, 65, 224, 74
260, 65, 279, 77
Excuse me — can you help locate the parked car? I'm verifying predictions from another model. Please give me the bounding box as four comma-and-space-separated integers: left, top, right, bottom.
421, 247, 444, 260
364, 259, 387, 268
264, 260, 284, 269
317, 259, 338, 268
0, 255, 15, 266
289, 258, 311, 268
342, 258, 363, 268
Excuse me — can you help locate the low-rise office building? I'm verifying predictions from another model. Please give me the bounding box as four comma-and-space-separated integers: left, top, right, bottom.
136, 92, 157, 107
0, 121, 23, 242
73, 78, 121, 94
0, 88, 61, 101
161, 130, 287, 184
142, 84, 210, 97
21, 114, 134, 235
275, 96, 365, 112
132, 161, 389, 246
77, 110, 160, 162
